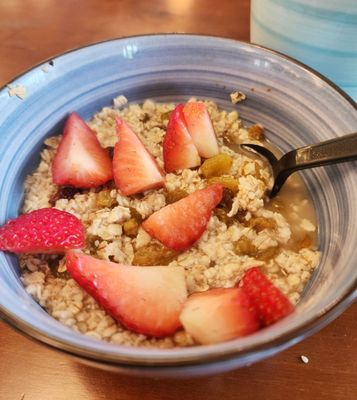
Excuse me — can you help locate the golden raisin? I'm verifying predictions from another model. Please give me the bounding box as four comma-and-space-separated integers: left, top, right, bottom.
207, 175, 239, 194
248, 124, 265, 140
254, 163, 265, 181
165, 189, 188, 204
161, 110, 172, 122
123, 219, 140, 237
257, 246, 280, 262
249, 217, 277, 232
292, 234, 313, 251
96, 189, 116, 208
234, 236, 257, 257
133, 243, 179, 266
200, 154, 233, 178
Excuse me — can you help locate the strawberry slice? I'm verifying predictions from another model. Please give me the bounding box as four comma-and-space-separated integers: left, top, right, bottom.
180, 287, 260, 344
52, 112, 113, 188
142, 184, 223, 251
163, 104, 201, 172
66, 251, 187, 337
183, 102, 219, 158
113, 117, 165, 196
240, 267, 294, 326
0, 208, 85, 254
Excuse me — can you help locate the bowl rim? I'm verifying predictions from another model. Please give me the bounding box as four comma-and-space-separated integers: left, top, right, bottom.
0, 33, 356, 369
2, 33, 356, 109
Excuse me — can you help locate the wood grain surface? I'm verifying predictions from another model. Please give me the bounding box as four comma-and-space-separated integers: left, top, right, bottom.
0, 1, 356, 399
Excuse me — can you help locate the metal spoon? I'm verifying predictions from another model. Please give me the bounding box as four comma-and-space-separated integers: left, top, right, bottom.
241, 132, 357, 198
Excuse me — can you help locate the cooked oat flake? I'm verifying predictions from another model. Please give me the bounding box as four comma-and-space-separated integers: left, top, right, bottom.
7, 84, 27, 100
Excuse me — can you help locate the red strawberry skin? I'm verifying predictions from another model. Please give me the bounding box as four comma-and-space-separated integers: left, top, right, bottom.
183, 102, 219, 158
163, 104, 201, 172
66, 251, 187, 337
52, 112, 113, 188
142, 184, 223, 251
180, 287, 260, 344
241, 267, 294, 326
113, 117, 164, 196
0, 208, 85, 254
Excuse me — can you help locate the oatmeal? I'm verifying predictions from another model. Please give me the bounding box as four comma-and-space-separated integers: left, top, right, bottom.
10, 98, 320, 347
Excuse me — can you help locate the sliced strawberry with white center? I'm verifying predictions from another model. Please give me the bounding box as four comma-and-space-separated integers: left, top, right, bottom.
180, 287, 260, 344
113, 117, 165, 196
163, 104, 201, 172
142, 184, 223, 251
183, 102, 219, 158
66, 251, 187, 337
52, 112, 113, 188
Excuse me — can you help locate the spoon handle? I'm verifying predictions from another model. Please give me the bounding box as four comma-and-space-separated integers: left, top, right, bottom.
271, 132, 357, 197
294, 132, 357, 167
280, 132, 357, 171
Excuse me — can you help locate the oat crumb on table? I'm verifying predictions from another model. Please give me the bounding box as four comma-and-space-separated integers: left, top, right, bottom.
300, 355, 309, 364
19, 98, 320, 348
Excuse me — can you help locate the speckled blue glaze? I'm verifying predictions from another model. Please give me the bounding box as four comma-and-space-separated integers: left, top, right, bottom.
251, 0, 357, 100
0, 35, 356, 377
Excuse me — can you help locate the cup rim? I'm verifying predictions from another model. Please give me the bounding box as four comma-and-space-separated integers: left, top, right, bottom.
0, 33, 356, 368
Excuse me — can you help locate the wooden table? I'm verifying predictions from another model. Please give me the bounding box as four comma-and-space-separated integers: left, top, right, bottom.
0, 1, 356, 399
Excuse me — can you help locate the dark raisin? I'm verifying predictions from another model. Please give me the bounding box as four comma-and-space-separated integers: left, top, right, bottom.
235, 209, 248, 223
214, 208, 234, 226
142, 113, 150, 123
214, 208, 230, 225
86, 235, 101, 250
48, 257, 70, 279
218, 188, 234, 210
49, 186, 81, 206
106, 146, 114, 158
209, 260, 216, 268
61, 186, 81, 199
49, 191, 60, 206
129, 207, 143, 223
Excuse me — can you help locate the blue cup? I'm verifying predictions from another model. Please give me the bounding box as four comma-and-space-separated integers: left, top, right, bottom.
251, 0, 357, 100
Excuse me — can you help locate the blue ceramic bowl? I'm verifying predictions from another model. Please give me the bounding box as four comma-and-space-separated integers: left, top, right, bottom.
0, 35, 356, 377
